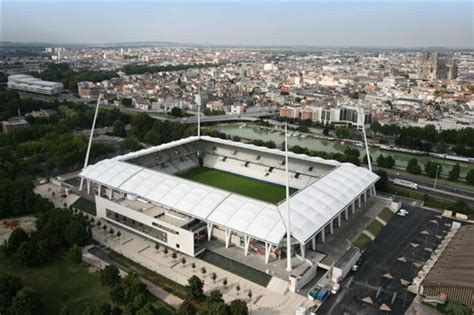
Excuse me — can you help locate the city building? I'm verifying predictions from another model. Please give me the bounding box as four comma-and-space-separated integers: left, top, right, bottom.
280, 105, 371, 129
1, 116, 29, 134
7, 74, 64, 95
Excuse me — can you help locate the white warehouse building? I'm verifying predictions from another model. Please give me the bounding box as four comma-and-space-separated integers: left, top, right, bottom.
80, 136, 379, 269
8, 74, 64, 95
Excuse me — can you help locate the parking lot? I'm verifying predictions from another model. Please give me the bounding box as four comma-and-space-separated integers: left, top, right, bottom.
318, 206, 455, 314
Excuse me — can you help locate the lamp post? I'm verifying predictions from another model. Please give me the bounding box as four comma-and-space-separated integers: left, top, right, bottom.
433, 164, 440, 189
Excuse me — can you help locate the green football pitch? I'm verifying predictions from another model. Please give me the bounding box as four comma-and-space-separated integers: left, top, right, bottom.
178, 167, 297, 204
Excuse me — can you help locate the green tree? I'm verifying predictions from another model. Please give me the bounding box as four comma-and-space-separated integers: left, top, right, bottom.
121, 98, 133, 107
109, 285, 125, 305
100, 265, 121, 287
230, 299, 248, 315
10, 287, 43, 315
177, 299, 196, 315
120, 136, 143, 152
448, 164, 460, 181
444, 300, 470, 315
466, 169, 474, 185
425, 161, 442, 178
376, 154, 385, 167
5, 228, 29, 256
68, 244, 82, 264
185, 275, 204, 301
0, 275, 24, 312
207, 290, 224, 304
112, 120, 126, 137
384, 155, 395, 169
374, 170, 389, 192
170, 107, 184, 117
406, 158, 421, 174
208, 302, 229, 315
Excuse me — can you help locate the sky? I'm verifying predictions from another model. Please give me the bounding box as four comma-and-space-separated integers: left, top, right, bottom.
1, 1, 473, 48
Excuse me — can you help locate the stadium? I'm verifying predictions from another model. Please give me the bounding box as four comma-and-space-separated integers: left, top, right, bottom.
80, 135, 379, 274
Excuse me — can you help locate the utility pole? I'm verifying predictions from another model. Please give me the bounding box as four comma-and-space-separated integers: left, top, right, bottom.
79, 96, 101, 191
284, 122, 292, 272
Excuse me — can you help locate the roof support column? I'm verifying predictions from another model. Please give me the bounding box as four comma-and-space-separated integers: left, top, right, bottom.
244, 235, 251, 256
364, 190, 368, 203
372, 185, 377, 197
358, 195, 362, 208
320, 228, 326, 242
86, 180, 91, 195
329, 220, 334, 235
225, 229, 232, 248
351, 202, 355, 214
265, 242, 272, 264
108, 188, 113, 199
207, 223, 214, 241
311, 236, 316, 251
97, 184, 101, 196
368, 186, 373, 197
337, 213, 342, 227
345, 207, 349, 220
300, 243, 306, 258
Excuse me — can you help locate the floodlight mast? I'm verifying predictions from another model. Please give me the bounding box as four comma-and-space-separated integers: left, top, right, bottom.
359, 105, 372, 172
197, 86, 201, 138
79, 96, 101, 191
285, 122, 292, 272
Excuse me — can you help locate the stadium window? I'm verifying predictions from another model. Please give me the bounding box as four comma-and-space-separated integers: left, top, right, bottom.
176, 244, 180, 248
308, 166, 313, 171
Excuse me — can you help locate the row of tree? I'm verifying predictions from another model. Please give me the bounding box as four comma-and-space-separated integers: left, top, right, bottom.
120, 63, 218, 76
95, 265, 161, 315
177, 275, 248, 315
372, 121, 474, 147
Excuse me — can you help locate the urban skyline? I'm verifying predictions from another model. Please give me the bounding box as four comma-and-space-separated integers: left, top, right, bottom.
2, 1, 473, 48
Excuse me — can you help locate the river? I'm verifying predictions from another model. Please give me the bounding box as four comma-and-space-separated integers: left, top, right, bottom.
212, 123, 473, 178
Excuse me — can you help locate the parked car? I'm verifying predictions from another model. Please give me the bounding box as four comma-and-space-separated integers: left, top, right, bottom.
352, 258, 363, 272
331, 283, 341, 294
397, 209, 409, 216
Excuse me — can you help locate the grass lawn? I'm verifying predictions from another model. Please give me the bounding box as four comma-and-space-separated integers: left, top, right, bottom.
199, 251, 272, 287
366, 220, 384, 237
178, 167, 297, 204
0, 253, 109, 315
378, 207, 395, 222
353, 234, 372, 251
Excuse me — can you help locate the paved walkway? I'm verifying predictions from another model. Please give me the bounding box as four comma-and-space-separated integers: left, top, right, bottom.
92, 224, 313, 314
82, 245, 183, 309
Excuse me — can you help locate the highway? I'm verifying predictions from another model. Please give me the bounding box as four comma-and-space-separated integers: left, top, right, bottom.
380, 167, 474, 196
177, 110, 278, 124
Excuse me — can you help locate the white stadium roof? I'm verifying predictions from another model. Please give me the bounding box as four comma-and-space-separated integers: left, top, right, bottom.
81, 136, 379, 245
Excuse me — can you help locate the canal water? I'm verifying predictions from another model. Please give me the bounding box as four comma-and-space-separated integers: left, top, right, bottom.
212, 123, 472, 177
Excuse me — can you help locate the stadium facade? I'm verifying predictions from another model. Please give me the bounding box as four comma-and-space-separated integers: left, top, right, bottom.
80, 136, 379, 268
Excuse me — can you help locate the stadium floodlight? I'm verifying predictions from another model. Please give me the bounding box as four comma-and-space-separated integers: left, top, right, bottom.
358, 105, 372, 172
79, 96, 101, 191
284, 122, 292, 272
197, 85, 201, 138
